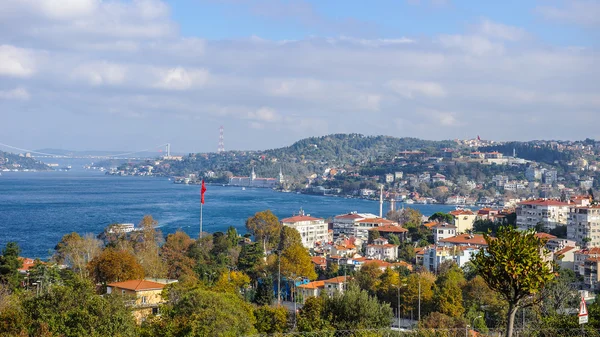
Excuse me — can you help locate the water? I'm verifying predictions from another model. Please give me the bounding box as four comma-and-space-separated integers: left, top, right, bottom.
0, 170, 456, 258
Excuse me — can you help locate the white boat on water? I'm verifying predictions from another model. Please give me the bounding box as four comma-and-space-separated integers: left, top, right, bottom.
242, 187, 246, 190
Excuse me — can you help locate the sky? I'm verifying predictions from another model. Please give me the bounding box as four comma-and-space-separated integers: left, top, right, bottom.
0, 0, 598, 153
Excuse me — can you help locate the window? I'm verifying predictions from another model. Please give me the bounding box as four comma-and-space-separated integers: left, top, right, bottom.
142, 296, 147, 304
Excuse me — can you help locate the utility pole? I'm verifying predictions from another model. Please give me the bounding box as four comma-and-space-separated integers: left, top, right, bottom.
418, 278, 421, 322
278, 250, 281, 306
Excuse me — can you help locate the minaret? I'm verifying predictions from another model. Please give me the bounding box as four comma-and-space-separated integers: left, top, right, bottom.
390, 198, 395, 212
251, 167, 256, 181
279, 166, 284, 184
379, 185, 383, 218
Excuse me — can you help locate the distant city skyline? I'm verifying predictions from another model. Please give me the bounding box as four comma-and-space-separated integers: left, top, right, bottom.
0, 0, 598, 153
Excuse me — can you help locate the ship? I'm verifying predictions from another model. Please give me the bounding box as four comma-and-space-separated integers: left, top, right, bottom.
59, 165, 72, 171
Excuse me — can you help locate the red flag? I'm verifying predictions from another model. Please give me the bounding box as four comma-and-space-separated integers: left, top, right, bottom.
477, 135, 481, 141
201, 180, 207, 204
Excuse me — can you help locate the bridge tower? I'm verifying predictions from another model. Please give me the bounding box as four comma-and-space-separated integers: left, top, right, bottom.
218, 126, 225, 153
166, 143, 171, 157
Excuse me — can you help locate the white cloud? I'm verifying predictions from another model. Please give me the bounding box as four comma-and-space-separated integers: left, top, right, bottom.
248, 107, 280, 122
0, 45, 36, 77
154, 67, 209, 90
71, 61, 127, 86
477, 19, 526, 41
438, 35, 504, 55
387, 80, 447, 98
536, 0, 600, 26
0, 87, 30, 100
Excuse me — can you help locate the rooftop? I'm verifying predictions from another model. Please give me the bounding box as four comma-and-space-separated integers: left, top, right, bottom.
281, 215, 323, 223
107, 280, 167, 292
519, 199, 570, 207
368, 224, 408, 233
439, 234, 488, 246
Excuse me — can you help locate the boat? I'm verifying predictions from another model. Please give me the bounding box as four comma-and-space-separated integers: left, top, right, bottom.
242, 187, 246, 191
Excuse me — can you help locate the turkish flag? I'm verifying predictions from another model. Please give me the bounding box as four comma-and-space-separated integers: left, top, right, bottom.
201, 180, 207, 204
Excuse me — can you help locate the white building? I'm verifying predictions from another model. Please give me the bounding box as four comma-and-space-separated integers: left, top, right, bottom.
567, 206, 600, 248
365, 238, 398, 260
281, 211, 330, 249
423, 246, 480, 272
354, 217, 398, 240
431, 223, 457, 243
332, 212, 378, 238
516, 199, 570, 231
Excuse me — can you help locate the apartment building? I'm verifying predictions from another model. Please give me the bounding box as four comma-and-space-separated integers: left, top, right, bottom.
516, 199, 570, 231
281, 211, 331, 249
567, 205, 600, 248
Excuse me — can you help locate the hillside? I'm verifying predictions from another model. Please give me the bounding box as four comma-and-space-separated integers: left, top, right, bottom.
0, 151, 52, 171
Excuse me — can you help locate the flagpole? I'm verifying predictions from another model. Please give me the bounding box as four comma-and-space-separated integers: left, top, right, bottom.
200, 202, 203, 239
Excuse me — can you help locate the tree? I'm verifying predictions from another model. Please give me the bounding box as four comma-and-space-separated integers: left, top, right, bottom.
473, 226, 554, 337
88, 248, 145, 285
297, 295, 333, 332
237, 242, 265, 283
323, 283, 393, 330
433, 263, 465, 318
279, 243, 317, 280
254, 306, 289, 334
387, 234, 401, 245
54, 232, 102, 278
246, 210, 282, 253
8, 276, 138, 337
355, 262, 383, 294
386, 208, 423, 227
141, 285, 256, 337
0, 242, 22, 290
278, 226, 302, 251
212, 270, 250, 295
160, 230, 197, 280
429, 212, 454, 223
368, 229, 380, 243
253, 276, 274, 306
401, 272, 435, 317
130, 215, 166, 279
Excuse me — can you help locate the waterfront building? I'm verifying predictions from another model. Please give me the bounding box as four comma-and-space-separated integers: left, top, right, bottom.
281, 210, 331, 249
228, 167, 283, 188
516, 199, 570, 231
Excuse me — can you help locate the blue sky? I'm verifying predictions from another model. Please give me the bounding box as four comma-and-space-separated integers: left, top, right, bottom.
170, 0, 598, 46
0, 0, 598, 153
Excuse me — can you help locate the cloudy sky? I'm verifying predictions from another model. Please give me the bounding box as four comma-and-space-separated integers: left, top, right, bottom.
0, 0, 598, 153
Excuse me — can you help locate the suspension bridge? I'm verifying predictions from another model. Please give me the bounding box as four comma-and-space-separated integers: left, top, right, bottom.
0, 142, 174, 160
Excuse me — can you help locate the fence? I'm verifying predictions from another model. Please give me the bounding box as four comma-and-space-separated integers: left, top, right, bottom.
247, 328, 600, 337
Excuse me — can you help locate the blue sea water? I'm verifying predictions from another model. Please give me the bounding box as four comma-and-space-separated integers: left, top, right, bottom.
0, 170, 456, 258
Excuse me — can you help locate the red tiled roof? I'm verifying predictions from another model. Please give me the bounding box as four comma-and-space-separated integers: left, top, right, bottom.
335, 213, 364, 220
423, 222, 438, 228
449, 209, 475, 216
311, 256, 327, 265
368, 224, 408, 233
325, 276, 349, 283
18, 257, 41, 272
576, 248, 600, 255
281, 215, 323, 223
107, 280, 166, 291
357, 218, 396, 225
555, 246, 576, 256
367, 244, 398, 248
298, 280, 325, 289
518, 199, 569, 207
535, 232, 557, 240
440, 234, 488, 246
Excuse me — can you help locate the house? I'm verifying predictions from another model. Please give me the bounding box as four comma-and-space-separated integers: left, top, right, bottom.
281, 210, 331, 249
311, 256, 327, 270
324, 276, 349, 296
449, 209, 477, 233
368, 224, 408, 242
297, 280, 325, 301
574, 248, 600, 276
358, 259, 413, 272
516, 199, 570, 231
17, 257, 39, 274
354, 217, 398, 240
423, 246, 480, 272
545, 237, 577, 252
365, 238, 398, 260
476, 208, 499, 221
106, 280, 167, 323
438, 234, 488, 248
431, 223, 457, 243
431, 173, 446, 183
554, 246, 577, 271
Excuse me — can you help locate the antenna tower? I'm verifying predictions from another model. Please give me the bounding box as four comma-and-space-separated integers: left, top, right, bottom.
218, 126, 225, 153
